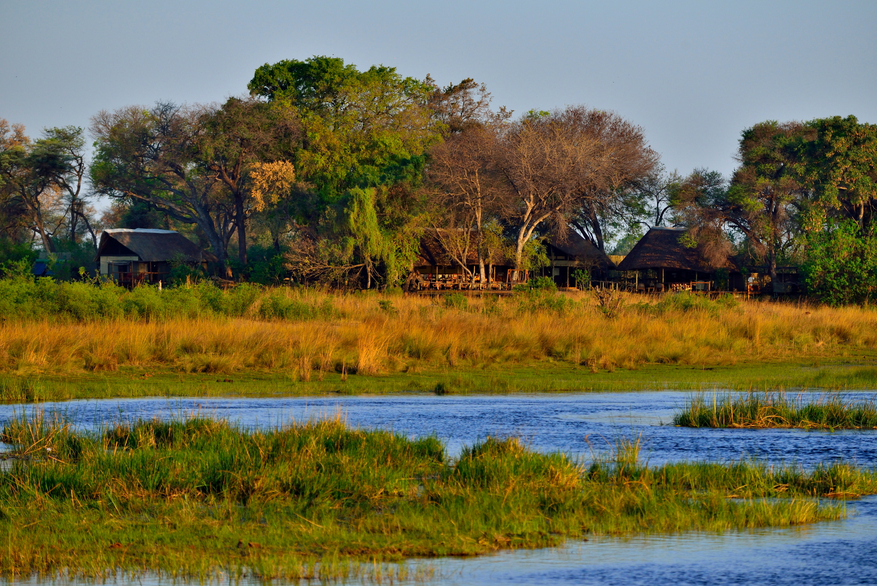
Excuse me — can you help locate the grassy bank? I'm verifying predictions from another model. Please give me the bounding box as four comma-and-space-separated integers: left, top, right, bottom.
4, 360, 877, 404
675, 391, 877, 429
1, 283, 877, 400
1, 414, 874, 582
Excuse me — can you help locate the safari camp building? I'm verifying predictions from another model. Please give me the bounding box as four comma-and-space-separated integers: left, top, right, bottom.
616, 226, 739, 292
96, 229, 214, 287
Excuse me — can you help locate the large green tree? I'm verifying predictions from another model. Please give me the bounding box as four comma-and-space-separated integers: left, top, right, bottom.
249, 56, 438, 200
249, 56, 441, 287
726, 121, 807, 288
794, 115, 877, 232
198, 97, 299, 267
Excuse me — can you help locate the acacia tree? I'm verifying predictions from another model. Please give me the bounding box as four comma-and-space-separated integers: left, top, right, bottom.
32, 126, 95, 247
90, 102, 237, 272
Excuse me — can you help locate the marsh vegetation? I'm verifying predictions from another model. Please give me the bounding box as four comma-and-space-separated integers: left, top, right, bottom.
0, 280, 876, 393
675, 391, 877, 429
0, 412, 874, 582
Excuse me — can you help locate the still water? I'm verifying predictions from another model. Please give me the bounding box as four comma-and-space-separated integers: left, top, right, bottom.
4, 392, 877, 585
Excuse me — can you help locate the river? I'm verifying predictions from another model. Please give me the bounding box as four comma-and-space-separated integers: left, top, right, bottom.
4, 391, 876, 585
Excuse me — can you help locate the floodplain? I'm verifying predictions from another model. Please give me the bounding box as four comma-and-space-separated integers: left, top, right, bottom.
1, 281, 877, 582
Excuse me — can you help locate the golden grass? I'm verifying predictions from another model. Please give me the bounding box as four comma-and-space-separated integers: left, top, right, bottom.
1, 290, 877, 377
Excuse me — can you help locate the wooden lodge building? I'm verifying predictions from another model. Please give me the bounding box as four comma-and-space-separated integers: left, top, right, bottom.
616, 226, 740, 293
542, 231, 615, 288
96, 229, 215, 287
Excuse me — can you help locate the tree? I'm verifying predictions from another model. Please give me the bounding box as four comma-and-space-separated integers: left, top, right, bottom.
726, 121, 806, 289
496, 106, 656, 268
794, 115, 877, 233
426, 77, 509, 136
90, 102, 236, 272
198, 97, 299, 267
0, 119, 31, 243
803, 219, 877, 305
249, 56, 438, 200
0, 120, 92, 253
31, 126, 95, 247
669, 169, 735, 268
427, 126, 506, 283
249, 56, 441, 287
564, 109, 659, 252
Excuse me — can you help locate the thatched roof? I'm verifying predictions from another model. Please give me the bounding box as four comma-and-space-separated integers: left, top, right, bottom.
96, 229, 217, 263
616, 227, 734, 272
546, 231, 616, 268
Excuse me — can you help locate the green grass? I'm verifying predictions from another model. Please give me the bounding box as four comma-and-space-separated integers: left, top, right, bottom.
4, 359, 877, 404
0, 413, 874, 582
674, 391, 877, 429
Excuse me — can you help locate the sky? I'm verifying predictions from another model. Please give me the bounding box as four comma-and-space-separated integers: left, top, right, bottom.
2, 0, 876, 187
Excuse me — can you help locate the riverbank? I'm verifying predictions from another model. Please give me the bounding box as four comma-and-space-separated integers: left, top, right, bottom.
1, 414, 873, 582
1, 286, 877, 402
4, 359, 877, 404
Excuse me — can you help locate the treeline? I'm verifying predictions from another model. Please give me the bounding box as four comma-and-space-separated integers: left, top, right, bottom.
1, 55, 875, 303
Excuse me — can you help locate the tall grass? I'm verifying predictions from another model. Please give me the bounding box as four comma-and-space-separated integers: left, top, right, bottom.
675, 391, 877, 429
0, 414, 873, 581
1, 281, 877, 383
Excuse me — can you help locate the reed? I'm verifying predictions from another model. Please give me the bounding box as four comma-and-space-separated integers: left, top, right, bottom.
2, 284, 877, 395
674, 391, 877, 429
0, 413, 873, 581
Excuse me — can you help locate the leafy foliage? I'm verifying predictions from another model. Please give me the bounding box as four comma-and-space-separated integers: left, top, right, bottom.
802, 221, 877, 306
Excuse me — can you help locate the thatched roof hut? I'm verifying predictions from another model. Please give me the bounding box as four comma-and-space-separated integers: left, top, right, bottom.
96, 229, 214, 263
617, 227, 734, 273
546, 231, 615, 269
96, 229, 215, 286
616, 227, 739, 291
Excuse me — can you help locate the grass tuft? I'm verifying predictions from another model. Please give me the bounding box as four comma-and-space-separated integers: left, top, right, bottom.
675, 391, 877, 429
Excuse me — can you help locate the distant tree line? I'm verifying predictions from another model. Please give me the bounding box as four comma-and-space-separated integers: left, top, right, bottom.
1, 55, 875, 303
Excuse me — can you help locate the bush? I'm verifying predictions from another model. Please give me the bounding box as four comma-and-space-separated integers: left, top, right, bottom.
514, 277, 572, 313
442, 292, 468, 311
803, 221, 877, 306
258, 290, 337, 320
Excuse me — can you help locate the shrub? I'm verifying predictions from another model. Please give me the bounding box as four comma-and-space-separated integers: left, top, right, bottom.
803, 220, 877, 306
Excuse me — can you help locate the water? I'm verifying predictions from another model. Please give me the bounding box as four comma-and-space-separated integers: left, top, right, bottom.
4, 391, 877, 585
6, 391, 877, 467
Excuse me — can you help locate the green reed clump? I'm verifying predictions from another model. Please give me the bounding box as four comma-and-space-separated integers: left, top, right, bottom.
0, 414, 873, 581
675, 391, 877, 429
0, 378, 44, 403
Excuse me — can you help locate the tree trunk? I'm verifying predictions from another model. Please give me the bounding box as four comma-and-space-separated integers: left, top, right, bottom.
236, 193, 247, 268
32, 208, 55, 254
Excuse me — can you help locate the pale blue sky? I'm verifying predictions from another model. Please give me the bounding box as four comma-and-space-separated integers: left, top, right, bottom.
2, 0, 875, 181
